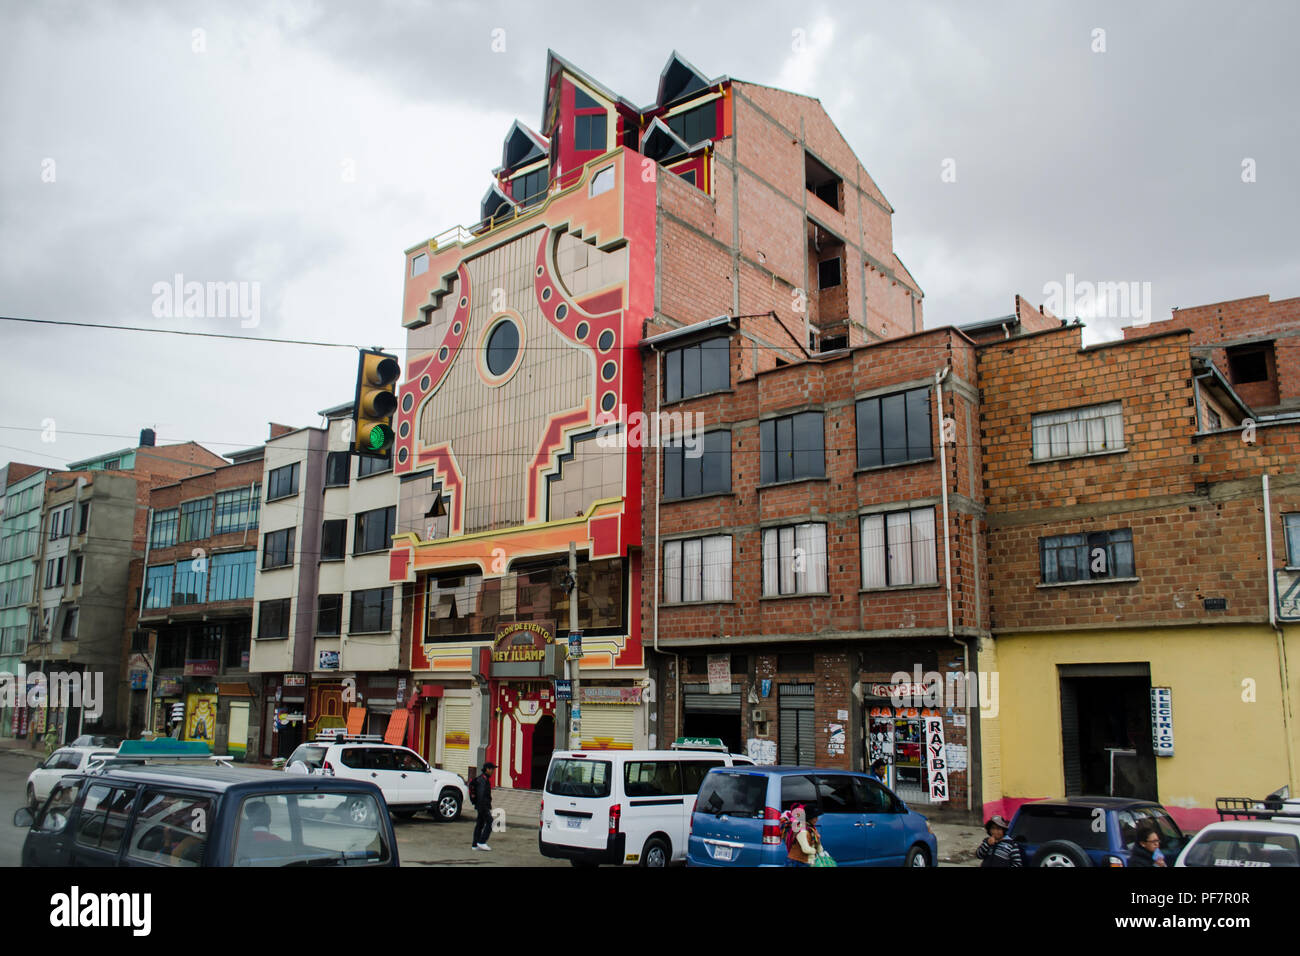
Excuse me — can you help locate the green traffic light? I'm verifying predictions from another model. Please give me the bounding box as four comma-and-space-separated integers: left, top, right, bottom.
369, 426, 391, 451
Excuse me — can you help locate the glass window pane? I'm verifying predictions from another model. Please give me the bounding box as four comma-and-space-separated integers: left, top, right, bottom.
906, 388, 932, 460
700, 337, 729, 392
881, 393, 906, 465
776, 417, 793, 482
701, 431, 730, 494
682, 345, 702, 398
886, 511, 912, 585
858, 398, 882, 469
682, 440, 702, 498
682, 539, 702, 602
663, 541, 682, 603
760, 420, 775, 484
664, 443, 683, 500
861, 515, 886, 588
666, 350, 681, 403
792, 412, 824, 479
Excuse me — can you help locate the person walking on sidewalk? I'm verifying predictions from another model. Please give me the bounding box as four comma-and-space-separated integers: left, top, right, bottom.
976, 814, 1025, 868
469, 761, 497, 851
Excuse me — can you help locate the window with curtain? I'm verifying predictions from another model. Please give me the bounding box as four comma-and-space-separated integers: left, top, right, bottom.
143, 564, 173, 610
761, 524, 827, 596
1031, 402, 1124, 460
663, 535, 732, 603
208, 550, 256, 601
760, 412, 825, 484
1040, 528, 1135, 583
860, 508, 937, 588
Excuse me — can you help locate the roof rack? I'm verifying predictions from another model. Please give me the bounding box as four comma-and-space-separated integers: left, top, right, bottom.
1216, 796, 1300, 821
87, 738, 236, 771
313, 732, 384, 744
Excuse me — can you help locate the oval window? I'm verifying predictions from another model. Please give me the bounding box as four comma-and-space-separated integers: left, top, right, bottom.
485, 320, 520, 377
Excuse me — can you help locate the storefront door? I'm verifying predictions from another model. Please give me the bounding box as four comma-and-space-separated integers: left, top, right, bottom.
493, 682, 556, 790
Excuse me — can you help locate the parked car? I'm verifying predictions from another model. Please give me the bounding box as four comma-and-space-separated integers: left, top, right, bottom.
71, 734, 124, 749
1006, 796, 1187, 867
686, 766, 937, 867
539, 748, 756, 866
283, 737, 467, 823
1175, 788, 1300, 867
12, 763, 398, 867
25, 746, 119, 808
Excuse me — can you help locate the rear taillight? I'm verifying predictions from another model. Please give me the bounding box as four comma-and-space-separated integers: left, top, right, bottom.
608, 804, 621, 835
692, 797, 698, 816
763, 806, 782, 845
322, 761, 335, 776
539, 799, 544, 828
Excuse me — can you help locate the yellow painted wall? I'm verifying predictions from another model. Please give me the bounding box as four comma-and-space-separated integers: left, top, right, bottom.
977, 635, 1002, 808
995, 624, 1300, 814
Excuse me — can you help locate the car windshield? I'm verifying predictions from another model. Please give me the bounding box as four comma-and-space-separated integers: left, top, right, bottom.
286, 745, 328, 769
698, 772, 767, 817
544, 759, 612, 798
1010, 805, 1109, 850
233, 793, 391, 867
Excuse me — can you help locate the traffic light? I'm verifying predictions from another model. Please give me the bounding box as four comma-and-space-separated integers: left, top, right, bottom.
353, 348, 401, 457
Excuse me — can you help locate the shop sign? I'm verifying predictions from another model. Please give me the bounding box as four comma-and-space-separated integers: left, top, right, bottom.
492, 622, 553, 662
184, 659, 219, 677
555, 679, 572, 701
707, 654, 730, 694
827, 723, 845, 757
924, 716, 949, 803
1277, 570, 1300, 621
396, 678, 406, 705
318, 651, 340, 671
284, 673, 307, 687
567, 631, 583, 660
156, 678, 184, 696
579, 686, 641, 704
129, 671, 148, 690
1150, 686, 1174, 756
871, 682, 933, 700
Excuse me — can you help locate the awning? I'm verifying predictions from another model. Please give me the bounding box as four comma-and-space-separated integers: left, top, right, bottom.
384, 709, 409, 745
217, 682, 253, 697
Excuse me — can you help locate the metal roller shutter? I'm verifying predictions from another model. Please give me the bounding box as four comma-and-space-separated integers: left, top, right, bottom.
441, 698, 472, 779
683, 683, 741, 713
778, 684, 816, 765
1060, 680, 1082, 796
577, 704, 635, 750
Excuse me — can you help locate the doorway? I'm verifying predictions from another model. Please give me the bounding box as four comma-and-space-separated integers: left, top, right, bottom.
1060, 667, 1156, 800
682, 711, 743, 755
530, 715, 555, 789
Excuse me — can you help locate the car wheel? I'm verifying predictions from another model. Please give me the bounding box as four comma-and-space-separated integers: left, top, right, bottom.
26, 784, 36, 810
1033, 839, 1092, 867
905, 845, 931, 868
640, 837, 670, 868
435, 788, 462, 821
346, 798, 373, 826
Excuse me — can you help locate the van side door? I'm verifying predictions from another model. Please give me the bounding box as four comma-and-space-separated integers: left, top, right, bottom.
22, 781, 81, 867
70, 783, 138, 866
623, 759, 683, 863
854, 776, 907, 866
813, 774, 867, 866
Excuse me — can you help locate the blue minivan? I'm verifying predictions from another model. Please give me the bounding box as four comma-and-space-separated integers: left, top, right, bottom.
686, 766, 938, 867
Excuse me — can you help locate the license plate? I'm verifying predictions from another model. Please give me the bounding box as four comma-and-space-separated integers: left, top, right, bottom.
566, 817, 582, 830
712, 844, 734, 861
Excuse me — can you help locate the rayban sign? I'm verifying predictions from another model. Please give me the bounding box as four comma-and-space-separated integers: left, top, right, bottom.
1150, 686, 1174, 757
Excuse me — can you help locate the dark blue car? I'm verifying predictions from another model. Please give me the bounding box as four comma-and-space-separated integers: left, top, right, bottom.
1007, 796, 1187, 867
687, 766, 938, 867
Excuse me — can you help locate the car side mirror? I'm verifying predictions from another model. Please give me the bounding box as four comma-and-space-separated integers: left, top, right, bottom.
13, 807, 33, 828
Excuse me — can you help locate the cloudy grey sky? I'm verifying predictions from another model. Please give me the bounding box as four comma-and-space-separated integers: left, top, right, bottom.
1, 0, 1296, 468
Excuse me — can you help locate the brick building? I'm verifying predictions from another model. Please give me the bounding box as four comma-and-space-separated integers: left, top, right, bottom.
126, 447, 265, 755
386, 50, 927, 793
981, 309, 1300, 830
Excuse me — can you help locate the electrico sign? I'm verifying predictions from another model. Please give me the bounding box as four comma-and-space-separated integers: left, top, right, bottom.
1150, 686, 1174, 757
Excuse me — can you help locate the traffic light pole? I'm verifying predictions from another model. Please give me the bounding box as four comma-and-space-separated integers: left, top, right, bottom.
568, 541, 581, 750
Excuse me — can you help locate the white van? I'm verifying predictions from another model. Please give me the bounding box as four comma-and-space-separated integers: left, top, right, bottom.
539, 748, 755, 867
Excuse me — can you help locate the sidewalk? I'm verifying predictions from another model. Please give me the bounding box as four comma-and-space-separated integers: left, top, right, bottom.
0, 740, 45, 762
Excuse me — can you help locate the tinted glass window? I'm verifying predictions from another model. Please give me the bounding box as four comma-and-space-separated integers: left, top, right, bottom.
816, 775, 858, 813
545, 759, 612, 798
75, 784, 115, 848
340, 748, 366, 769
780, 774, 818, 812
126, 790, 214, 867
1009, 806, 1109, 850
234, 793, 390, 867
624, 761, 684, 797
287, 745, 327, 769
853, 776, 893, 813
697, 772, 767, 817
395, 751, 428, 772
1183, 831, 1300, 868
681, 759, 725, 795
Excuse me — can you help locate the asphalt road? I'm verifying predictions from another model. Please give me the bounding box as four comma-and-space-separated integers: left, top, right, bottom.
0, 751, 564, 868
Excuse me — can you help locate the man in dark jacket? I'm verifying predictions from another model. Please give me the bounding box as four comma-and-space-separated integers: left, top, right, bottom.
977, 815, 1025, 868
470, 761, 496, 851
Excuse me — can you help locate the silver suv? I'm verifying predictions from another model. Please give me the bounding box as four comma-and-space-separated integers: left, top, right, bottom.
285, 737, 468, 823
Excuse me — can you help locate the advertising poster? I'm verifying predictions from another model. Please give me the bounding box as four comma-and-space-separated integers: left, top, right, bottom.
184, 693, 218, 745
924, 715, 949, 803
707, 654, 730, 694
827, 722, 845, 757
